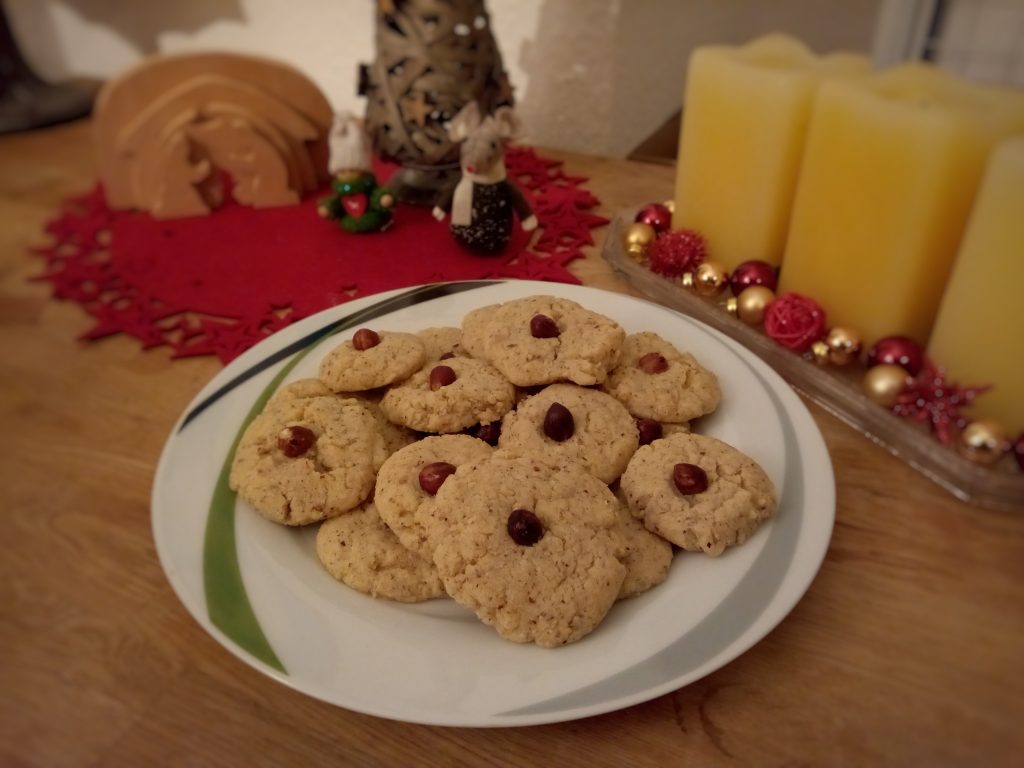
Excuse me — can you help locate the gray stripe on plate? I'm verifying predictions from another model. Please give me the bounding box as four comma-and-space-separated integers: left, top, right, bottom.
497, 345, 803, 718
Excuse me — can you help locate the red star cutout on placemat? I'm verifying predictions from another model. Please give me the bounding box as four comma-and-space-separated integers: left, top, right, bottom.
31, 148, 608, 363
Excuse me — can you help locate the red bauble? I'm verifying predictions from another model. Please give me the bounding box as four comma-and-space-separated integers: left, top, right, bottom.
867, 336, 925, 376
730, 260, 778, 294
1013, 433, 1024, 472
635, 203, 673, 234
763, 293, 827, 352
647, 228, 706, 278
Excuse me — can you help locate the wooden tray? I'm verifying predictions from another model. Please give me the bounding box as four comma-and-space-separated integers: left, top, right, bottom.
602, 211, 1023, 512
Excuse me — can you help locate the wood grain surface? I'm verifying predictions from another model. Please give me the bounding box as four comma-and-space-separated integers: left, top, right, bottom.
1, 120, 1022, 768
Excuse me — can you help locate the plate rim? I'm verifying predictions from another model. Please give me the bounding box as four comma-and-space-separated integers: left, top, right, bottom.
151, 279, 835, 727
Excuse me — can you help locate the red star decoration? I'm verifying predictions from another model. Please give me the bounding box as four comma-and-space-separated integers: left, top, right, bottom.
506, 146, 563, 190
31, 148, 604, 364
892, 361, 990, 445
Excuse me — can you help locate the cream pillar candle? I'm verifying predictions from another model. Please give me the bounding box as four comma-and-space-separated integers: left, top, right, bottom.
778, 65, 1024, 348
673, 34, 869, 269
926, 138, 1024, 434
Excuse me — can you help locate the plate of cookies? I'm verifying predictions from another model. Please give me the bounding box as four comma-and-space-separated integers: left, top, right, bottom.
152, 280, 835, 726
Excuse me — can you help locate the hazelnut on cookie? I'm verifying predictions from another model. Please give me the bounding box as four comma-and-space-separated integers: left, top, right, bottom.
428, 455, 627, 647
621, 432, 776, 556
605, 332, 720, 422
498, 383, 639, 483
319, 329, 425, 391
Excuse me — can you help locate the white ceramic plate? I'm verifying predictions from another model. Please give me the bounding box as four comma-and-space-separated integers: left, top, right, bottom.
152, 280, 835, 727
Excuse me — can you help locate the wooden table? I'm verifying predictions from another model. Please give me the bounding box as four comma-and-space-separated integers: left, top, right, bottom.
2, 119, 1022, 768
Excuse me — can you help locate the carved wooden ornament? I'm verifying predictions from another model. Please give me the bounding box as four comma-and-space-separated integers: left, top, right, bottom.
94, 52, 333, 219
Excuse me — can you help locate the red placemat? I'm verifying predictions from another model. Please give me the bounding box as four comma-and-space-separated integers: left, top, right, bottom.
32, 147, 607, 363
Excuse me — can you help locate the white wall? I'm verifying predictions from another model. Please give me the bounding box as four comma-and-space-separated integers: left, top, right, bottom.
5, 0, 881, 157
935, 0, 1024, 86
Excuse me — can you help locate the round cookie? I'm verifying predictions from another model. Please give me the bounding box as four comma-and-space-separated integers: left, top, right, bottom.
461, 295, 624, 386
374, 435, 494, 556
341, 393, 418, 456
620, 432, 776, 556
427, 455, 627, 647
229, 394, 388, 525
316, 502, 445, 603
635, 417, 691, 447
459, 303, 500, 359
498, 383, 639, 483
273, 380, 415, 456
663, 421, 691, 437
379, 356, 515, 433
270, 377, 335, 402
416, 326, 467, 362
605, 332, 720, 422
612, 500, 674, 600
318, 330, 425, 392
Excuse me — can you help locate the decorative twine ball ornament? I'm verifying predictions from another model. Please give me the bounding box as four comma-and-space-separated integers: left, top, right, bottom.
735, 285, 775, 325
863, 364, 911, 407
634, 203, 673, 234
826, 327, 863, 366
623, 222, 657, 259
693, 261, 729, 297
647, 228, 706, 277
957, 419, 1009, 465
729, 260, 778, 295
866, 336, 925, 376
763, 293, 827, 352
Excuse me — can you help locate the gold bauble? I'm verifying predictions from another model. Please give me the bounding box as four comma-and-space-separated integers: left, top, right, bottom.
811, 340, 831, 366
862, 364, 910, 407
623, 222, 657, 259
957, 419, 1009, 465
693, 261, 729, 298
724, 297, 738, 316
826, 326, 863, 366
736, 286, 775, 325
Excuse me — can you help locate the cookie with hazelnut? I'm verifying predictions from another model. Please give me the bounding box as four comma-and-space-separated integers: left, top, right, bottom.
379, 357, 515, 433
605, 332, 720, 422
318, 329, 425, 392
427, 454, 626, 647
620, 432, 775, 556
316, 502, 444, 602
373, 435, 494, 557
461, 295, 624, 386
229, 391, 387, 525
498, 383, 639, 483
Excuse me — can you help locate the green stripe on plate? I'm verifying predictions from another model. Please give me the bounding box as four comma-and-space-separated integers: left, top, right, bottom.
200, 282, 500, 674
202, 348, 313, 674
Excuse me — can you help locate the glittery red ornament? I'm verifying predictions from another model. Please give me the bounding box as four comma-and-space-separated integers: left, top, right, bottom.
1014, 433, 1024, 472
763, 293, 827, 352
892, 361, 990, 445
729, 260, 778, 295
635, 203, 673, 234
867, 336, 925, 376
647, 228, 706, 278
